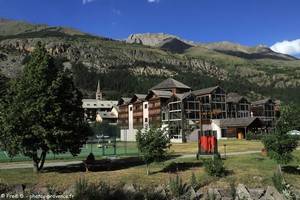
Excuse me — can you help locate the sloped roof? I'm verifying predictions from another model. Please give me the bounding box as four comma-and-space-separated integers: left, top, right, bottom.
134, 94, 147, 100
174, 92, 193, 100
150, 78, 191, 90
219, 117, 262, 128
149, 90, 173, 98
118, 97, 131, 106
130, 94, 147, 103
192, 86, 219, 96
82, 99, 118, 108
226, 92, 247, 103
252, 98, 274, 105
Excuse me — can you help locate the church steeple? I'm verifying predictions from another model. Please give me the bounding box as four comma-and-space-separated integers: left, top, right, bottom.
96, 80, 102, 100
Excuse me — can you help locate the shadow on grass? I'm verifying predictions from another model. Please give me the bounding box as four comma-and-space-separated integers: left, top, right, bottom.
157, 161, 203, 174
42, 157, 145, 173
282, 165, 300, 175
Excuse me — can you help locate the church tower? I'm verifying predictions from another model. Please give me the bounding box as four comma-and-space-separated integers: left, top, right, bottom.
96, 80, 102, 100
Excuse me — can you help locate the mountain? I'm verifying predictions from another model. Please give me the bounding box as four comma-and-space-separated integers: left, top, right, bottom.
0, 19, 300, 104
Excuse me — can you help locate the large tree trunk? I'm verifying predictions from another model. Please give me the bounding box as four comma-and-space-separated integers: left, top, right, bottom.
32, 150, 47, 173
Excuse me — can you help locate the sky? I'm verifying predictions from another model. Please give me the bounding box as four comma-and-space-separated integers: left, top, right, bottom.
0, 0, 300, 56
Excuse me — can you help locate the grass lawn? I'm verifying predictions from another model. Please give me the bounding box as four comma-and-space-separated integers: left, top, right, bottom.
170, 139, 264, 155
0, 150, 299, 192
0, 140, 263, 163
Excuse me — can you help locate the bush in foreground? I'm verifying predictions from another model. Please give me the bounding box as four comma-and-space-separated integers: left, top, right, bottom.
203, 154, 226, 177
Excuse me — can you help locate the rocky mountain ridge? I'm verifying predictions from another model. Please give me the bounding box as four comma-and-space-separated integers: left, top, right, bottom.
0, 19, 300, 103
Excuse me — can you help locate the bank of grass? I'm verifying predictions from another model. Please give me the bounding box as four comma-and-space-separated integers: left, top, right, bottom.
170, 139, 264, 155
0, 150, 299, 191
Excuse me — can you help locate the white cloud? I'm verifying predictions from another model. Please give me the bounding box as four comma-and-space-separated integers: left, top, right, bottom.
147, 0, 160, 3
82, 0, 96, 5
271, 39, 300, 56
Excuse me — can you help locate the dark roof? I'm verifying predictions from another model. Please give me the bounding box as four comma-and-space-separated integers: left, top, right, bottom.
148, 90, 173, 98
219, 117, 262, 128
252, 98, 274, 105
226, 92, 248, 103
150, 78, 191, 90
192, 86, 219, 96
117, 97, 131, 106
129, 94, 147, 103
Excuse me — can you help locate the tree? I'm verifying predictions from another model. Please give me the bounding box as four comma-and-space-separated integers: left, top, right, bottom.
262, 104, 299, 174
0, 43, 91, 172
136, 127, 170, 175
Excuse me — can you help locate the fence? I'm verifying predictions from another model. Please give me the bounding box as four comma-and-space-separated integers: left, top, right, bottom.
0, 141, 139, 162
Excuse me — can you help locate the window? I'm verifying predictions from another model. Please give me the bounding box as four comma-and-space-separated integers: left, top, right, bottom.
144, 117, 148, 123
221, 129, 227, 138
130, 107, 133, 111
144, 104, 148, 109
162, 113, 166, 120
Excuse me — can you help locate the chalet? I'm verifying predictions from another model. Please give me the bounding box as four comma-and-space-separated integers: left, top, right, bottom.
118, 78, 278, 143
210, 117, 263, 139
118, 78, 191, 142
226, 93, 251, 118
82, 81, 118, 124
251, 98, 276, 128
193, 86, 227, 120
167, 92, 200, 142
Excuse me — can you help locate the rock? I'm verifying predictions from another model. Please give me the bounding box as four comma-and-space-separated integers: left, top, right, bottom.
208, 188, 222, 200
31, 186, 49, 195
63, 184, 76, 196
248, 188, 265, 200
189, 187, 197, 200
236, 184, 252, 200
11, 184, 24, 195
195, 188, 203, 198
123, 184, 136, 193
264, 186, 284, 200
154, 185, 167, 198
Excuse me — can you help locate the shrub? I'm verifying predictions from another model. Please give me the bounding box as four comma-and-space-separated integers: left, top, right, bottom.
246, 131, 263, 140
168, 175, 189, 198
272, 172, 285, 193
272, 172, 297, 199
190, 172, 198, 189
204, 154, 226, 177
86, 153, 95, 162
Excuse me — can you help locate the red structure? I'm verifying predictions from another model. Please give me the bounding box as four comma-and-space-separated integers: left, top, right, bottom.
198, 130, 218, 155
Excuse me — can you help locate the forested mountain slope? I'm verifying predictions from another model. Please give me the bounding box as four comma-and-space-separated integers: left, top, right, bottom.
0, 19, 299, 104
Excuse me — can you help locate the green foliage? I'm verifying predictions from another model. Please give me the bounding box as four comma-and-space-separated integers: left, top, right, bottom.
168, 175, 189, 198
262, 133, 298, 165
272, 172, 285, 193
262, 104, 299, 165
204, 154, 226, 177
275, 104, 300, 134
86, 153, 95, 162
0, 43, 91, 171
136, 127, 170, 174
272, 172, 297, 199
190, 172, 198, 189
246, 131, 263, 140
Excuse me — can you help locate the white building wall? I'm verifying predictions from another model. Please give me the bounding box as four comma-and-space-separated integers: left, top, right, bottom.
211, 120, 222, 139
201, 120, 223, 140
143, 102, 149, 128
128, 105, 133, 130
120, 129, 138, 142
